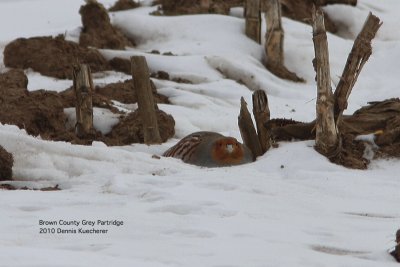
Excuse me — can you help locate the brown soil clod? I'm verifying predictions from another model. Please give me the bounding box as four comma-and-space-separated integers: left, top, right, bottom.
95, 80, 137, 104
150, 70, 193, 84
328, 134, 369, 170
267, 99, 400, 169
3, 35, 110, 79
159, 0, 237, 15
280, 0, 338, 33
40, 184, 62, 191
79, 0, 134, 49
267, 119, 314, 142
59, 87, 119, 112
0, 184, 15, 190
109, 57, 132, 75
106, 110, 175, 145
0, 183, 61, 191
0, 68, 28, 89
109, 0, 139, 12
0, 69, 174, 146
390, 229, 400, 262
0, 69, 69, 139
95, 79, 170, 105
108, 57, 192, 84
158, 0, 349, 34
0, 146, 13, 181
152, 70, 170, 80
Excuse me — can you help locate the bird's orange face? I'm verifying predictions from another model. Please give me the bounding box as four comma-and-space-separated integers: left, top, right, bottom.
211, 137, 244, 164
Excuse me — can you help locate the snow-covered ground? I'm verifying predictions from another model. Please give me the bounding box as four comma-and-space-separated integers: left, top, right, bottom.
1, 1, 399, 266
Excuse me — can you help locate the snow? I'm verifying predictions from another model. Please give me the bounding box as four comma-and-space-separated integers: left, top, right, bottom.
64, 107, 121, 135
1, 1, 400, 266
26, 69, 132, 93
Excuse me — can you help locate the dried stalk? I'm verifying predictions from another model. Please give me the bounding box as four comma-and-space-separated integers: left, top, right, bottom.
334, 13, 382, 124
238, 97, 263, 159
312, 7, 339, 156
252, 90, 271, 153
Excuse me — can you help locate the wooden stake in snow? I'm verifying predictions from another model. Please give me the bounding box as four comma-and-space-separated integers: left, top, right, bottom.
252, 90, 271, 153
312, 7, 339, 156
131, 56, 162, 145
334, 13, 382, 125
245, 0, 261, 43
73, 64, 94, 138
265, 0, 304, 82
238, 97, 263, 159
265, 0, 283, 68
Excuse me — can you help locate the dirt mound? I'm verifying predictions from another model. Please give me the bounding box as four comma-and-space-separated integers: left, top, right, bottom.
267, 118, 309, 141
280, 0, 337, 33
390, 229, 400, 262
374, 114, 400, 158
0, 69, 69, 139
3, 36, 110, 79
159, 0, 231, 15
0, 184, 60, 191
108, 57, 192, 84
95, 79, 170, 104
0, 146, 13, 181
58, 87, 119, 112
150, 70, 193, 84
79, 1, 134, 49
214, 0, 243, 6
106, 110, 175, 145
109, 0, 139, 11
268, 99, 400, 168
0, 69, 174, 146
329, 135, 369, 170
0, 68, 28, 89
109, 57, 131, 74
159, 0, 340, 33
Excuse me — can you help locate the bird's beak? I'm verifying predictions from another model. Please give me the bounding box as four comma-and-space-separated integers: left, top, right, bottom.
226, 144, 234, 153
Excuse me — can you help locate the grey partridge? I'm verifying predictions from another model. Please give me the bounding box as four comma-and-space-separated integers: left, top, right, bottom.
163, 131, 254, 167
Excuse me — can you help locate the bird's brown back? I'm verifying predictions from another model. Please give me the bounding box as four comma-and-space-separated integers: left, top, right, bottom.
163, 131, 223, 163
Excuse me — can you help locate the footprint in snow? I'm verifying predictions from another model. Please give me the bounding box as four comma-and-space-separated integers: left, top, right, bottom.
18, 206, 49, 212
162, 228, 216, 238
311, 245, 368, 256
197, 182, 238, 191
209, 208, 237, 218
150, 204, 202, 215
139, 190, 171, 203
141, 178, 182, 188
150, 204, 237, 218
344, 212, 398, 219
